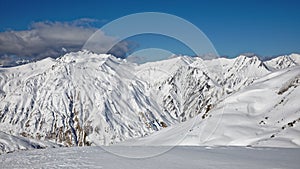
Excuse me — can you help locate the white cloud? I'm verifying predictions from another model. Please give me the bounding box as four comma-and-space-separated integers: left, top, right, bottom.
0, 19, 133, 66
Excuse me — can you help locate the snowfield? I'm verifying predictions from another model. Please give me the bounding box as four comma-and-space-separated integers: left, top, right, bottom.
0, 146, 299, 169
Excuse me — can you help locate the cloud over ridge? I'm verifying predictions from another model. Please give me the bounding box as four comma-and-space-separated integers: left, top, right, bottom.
0, 19, 132, 66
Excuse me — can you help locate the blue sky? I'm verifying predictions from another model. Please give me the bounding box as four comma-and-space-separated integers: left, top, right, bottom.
0, 0, 300, 61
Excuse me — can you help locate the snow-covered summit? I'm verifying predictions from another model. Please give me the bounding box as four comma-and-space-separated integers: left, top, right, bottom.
265, 53, 300, 70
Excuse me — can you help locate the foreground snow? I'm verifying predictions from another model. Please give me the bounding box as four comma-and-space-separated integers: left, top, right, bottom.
0, 146, 299, 169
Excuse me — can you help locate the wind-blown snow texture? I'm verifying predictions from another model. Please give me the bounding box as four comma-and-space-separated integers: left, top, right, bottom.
1, 146, 300, 169
0, 51, 299, 154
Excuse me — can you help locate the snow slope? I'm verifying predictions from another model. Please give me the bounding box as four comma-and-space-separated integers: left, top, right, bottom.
122, 66, 300, 147
0, 131, 59, 154
0, 146, 299, 169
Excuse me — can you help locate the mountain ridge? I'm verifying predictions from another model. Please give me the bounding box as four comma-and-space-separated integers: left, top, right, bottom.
0, 51, 299, 154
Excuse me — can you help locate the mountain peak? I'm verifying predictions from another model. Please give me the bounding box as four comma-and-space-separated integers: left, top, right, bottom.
264, 54, 300, 70
57, 50, 111, 64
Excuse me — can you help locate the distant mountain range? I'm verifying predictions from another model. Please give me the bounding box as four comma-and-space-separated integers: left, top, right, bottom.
0, 51, 299, 154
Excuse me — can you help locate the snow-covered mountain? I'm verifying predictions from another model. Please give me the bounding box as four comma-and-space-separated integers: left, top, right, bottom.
121, 66, 300, 147
0, 51, 299, 153
0, 51, 173, 148
264, 53, 300, 70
